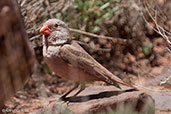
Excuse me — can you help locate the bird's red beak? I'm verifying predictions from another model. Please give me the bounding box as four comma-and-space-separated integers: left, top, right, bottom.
40, 25, 50, 35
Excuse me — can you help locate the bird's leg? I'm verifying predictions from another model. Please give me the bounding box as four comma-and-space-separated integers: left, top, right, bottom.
73, 83, 85, 97
60, 82, 79, 99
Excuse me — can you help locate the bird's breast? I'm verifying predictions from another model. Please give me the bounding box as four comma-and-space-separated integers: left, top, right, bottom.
42, 45, 100, 82
43, 45, 61, 58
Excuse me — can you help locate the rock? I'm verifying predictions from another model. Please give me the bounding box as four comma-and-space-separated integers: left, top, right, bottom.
33, 86, 155, 114
151, 92, 171, 109
67, 86, 155, 114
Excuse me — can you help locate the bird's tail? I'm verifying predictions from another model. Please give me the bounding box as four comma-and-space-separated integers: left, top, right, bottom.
102, 67, 133, 89
94, 60, 133, 89
108, 74, 132, 88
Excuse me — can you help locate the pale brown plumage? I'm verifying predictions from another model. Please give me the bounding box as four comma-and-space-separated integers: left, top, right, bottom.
40, 19, 132, 99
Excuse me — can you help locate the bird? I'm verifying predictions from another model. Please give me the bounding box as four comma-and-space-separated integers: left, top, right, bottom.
40, 19, 132, 99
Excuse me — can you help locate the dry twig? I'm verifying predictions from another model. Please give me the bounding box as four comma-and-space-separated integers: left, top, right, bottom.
70, 28, 127, 43
142, 0, 171, 50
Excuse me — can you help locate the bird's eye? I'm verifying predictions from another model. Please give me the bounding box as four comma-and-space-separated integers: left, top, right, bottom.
54, 24, 58, 27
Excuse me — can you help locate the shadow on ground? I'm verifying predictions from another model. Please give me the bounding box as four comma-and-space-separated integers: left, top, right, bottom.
62, 88, 138, 102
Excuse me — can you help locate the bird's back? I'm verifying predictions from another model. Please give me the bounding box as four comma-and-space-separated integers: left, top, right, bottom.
59, 41, 130, 88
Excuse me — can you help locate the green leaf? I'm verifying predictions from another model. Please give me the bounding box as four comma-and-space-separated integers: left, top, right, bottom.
100, 2, 110, 11
95, 1, 104, 6
142, 42, 153, 56
112, 6, 119, 13
92, 26, 101, 33
102, 12, 112, 19
112, 0, 120, 2
95, 18, 103, 24
160, 75, 171, 85
82, 15, 89, 22
56, 13, 62, 19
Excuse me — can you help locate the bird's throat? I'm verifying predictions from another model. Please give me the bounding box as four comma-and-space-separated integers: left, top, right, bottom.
44, 35, 49, 48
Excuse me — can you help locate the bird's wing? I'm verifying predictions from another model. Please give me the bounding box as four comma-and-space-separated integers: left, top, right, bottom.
59, 41, 130, 88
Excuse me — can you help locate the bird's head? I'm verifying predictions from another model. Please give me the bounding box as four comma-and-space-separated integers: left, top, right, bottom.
40, 19, 71, 46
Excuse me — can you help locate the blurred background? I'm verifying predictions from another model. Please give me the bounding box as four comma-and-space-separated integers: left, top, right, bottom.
2, 0, 171, 113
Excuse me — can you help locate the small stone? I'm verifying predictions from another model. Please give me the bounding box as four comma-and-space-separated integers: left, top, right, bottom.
105, 53, 111, 59
98, 38, 107, 45
106, 43, 112, 48
83, 37, 90, 43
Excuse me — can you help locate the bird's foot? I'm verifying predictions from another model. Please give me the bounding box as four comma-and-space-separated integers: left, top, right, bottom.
59, 95, 71, 105
59, 94, 68, 101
